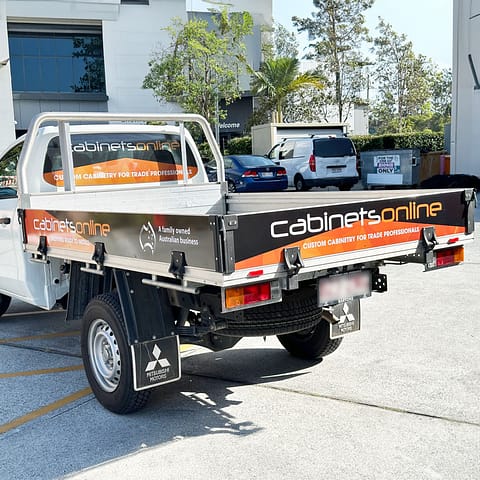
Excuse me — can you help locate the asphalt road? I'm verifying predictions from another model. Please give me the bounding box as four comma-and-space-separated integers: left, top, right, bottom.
0, 215, 479, 479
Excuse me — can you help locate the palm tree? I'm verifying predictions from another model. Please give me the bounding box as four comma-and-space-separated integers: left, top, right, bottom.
249, 57, 323, 123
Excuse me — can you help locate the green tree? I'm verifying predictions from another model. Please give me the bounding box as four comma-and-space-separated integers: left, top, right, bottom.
262, 22, 299, 61
143, 9, 253, 129
293, 0, 374, 123
371, 18, 434, 133
431, 67, 452, 118
249, 57, 323, 122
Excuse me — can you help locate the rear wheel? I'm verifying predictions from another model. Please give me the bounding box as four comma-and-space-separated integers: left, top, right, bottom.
294, 175, 308, 191
277, 319, 342, 360
0, 294, 11, 317
227, 180, 237, 193
81, 293, 151, 414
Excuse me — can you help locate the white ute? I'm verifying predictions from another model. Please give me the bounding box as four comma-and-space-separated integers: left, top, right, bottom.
0, 112, 474, 413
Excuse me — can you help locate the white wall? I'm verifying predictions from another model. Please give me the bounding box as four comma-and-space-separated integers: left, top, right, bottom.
6, 0, 119, 21
103, 0, 186, 113
0, 0, 267, 150
451, 0, 480, 176
189, 0, 271, 24
0, 0, 16, 152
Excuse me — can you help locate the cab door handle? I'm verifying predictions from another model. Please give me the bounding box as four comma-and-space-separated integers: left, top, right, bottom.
0, 217, 11, 225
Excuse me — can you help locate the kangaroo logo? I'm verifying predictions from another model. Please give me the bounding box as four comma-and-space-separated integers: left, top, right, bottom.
139, 221, 156, 254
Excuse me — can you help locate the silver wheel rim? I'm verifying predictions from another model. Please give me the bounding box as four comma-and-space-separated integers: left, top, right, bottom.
88, 318, 121, 392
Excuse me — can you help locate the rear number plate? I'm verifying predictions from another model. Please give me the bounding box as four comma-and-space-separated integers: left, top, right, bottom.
318, 270, 371, 307
260, 172, 274, 178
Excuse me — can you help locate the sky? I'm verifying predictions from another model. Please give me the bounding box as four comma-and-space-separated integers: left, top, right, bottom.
273, 0, 453, 69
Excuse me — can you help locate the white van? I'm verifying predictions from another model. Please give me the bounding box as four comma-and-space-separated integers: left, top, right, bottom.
267, 136, 359, 191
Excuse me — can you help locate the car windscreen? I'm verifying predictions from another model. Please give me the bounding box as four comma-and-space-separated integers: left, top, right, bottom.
313, 138, 355, 158
0, 186, 17, 198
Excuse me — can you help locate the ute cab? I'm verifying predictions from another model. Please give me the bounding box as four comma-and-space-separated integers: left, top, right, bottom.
0, 122, 210, 311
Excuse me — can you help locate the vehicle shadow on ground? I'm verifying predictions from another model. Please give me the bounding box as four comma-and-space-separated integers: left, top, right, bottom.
64, 348, 319, 478
2, 345, 320, 480
142, 345, 319, 433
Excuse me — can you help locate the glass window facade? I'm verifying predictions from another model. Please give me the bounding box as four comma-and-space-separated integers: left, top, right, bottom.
8, 25, 106, 94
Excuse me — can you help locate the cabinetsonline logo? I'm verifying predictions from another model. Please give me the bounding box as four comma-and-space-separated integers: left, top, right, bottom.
270, 201, 443, 238
139, 221, 157, 254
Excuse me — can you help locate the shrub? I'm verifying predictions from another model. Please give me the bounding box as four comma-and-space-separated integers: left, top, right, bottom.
224, 136, 252, 155
350, 132, 444, 153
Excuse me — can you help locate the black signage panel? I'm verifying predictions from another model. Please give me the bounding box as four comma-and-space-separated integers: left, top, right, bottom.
131, 336, 181, 391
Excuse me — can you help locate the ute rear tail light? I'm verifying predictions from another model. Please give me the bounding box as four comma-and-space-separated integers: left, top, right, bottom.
430, 246, 464, 270
225, 282, 271, 310
242, 169, 258, 178
309, 154, 316, 172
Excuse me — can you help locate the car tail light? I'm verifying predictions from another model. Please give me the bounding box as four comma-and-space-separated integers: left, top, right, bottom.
277, 168, 287, 176
224, 282, 271, 310
242, 169, 258, 178
434, 246, 464, 268
309, 154, 316, 172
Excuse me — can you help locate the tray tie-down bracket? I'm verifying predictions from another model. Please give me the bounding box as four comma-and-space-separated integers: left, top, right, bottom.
389, 226, 438, 266
169, 250, 187, 279
283, 247, 304, 289
81, 242, 106, 276
31, 235, 49, 263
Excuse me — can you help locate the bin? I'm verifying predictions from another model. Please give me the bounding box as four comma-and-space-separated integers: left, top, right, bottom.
360, 149, 421, 188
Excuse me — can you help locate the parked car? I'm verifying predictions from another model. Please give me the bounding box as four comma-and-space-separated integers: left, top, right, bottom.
267, 136, 359, 191
207, 154, 288, 192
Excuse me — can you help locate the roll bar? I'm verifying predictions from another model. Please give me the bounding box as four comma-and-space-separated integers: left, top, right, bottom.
17, 112, 225, 194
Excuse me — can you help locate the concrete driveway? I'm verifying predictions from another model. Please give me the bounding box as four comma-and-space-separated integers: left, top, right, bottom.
0, 219, 479, 480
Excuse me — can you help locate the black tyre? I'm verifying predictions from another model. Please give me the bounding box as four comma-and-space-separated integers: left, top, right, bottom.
81, 293, 151, 414
0, 294, 11, 317
227, 180, 237, 193
294, 175, 307, 191
278, 319, 343, 360
221, 287, 324, 337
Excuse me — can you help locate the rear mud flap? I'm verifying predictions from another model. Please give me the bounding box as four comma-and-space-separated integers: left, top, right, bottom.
328, 300, 361, 339
131, 335, 181, 391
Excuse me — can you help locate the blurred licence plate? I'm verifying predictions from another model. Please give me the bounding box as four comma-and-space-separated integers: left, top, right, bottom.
318, 270, 371, 307
260, 172, 274, 178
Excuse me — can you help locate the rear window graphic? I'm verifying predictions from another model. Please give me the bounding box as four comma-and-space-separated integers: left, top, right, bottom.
43, 133, 198, 186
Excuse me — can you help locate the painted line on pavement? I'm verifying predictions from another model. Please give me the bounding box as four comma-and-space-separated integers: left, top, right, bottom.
0, 387, 93, 435
0, 330, 80, 344
0, 342, 194, 434
0, 365, 84, 379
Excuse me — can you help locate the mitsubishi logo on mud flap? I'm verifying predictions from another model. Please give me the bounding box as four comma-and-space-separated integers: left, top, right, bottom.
337, 302, 356, 324
329, 300, 360, 339
145, 344, 171, 372
139, 221, 156, 254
